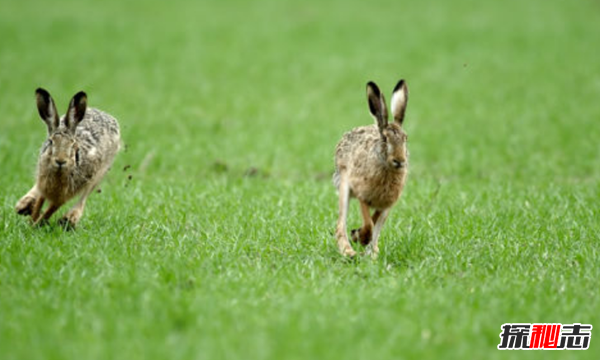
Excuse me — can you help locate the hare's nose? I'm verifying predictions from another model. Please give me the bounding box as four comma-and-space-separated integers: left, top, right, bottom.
392, 160, 406, 169
55, 159, 66, 167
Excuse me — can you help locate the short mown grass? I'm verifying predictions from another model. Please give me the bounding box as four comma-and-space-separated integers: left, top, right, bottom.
1, 0, 599, 359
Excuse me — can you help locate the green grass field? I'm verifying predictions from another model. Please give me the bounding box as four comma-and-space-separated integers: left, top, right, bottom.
1, 0, 600, 359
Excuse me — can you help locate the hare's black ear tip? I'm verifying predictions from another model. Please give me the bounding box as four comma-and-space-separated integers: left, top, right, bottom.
366, 81, 380, 95
73, 91, 88, 102
393, 79, 406, 93
35, 88, 49, 97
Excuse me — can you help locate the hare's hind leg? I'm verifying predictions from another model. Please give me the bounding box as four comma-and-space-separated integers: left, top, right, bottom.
351, 200, 374, 246
366, 208, 391, 259
335, 174, 357, 257
15, 185, 41, 216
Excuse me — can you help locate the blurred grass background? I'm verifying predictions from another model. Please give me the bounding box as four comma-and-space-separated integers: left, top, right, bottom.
1, 0, 599, 359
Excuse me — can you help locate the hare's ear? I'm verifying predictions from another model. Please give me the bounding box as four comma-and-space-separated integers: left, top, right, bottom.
391, 79, 408, 125
65, 91, 87, 132
367, 81, 389, 132
35, 88, 59, 134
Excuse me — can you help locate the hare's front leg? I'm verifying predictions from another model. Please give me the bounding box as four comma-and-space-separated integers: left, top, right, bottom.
335, 175, 357, 257
15, 185, 41, 216
33, 201, 61, 227
351, 200, 374, 245
31, 195, 46, 223
59, 183, 97, 228
366, 208, 391, 259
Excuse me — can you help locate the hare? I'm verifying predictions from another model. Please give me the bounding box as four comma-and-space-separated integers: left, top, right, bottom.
15, 88, 121, 228
333, 79, 409, 258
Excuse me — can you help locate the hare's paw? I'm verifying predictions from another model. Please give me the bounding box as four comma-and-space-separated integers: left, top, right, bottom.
15, 195, 37, 216
32, 218, 49, 228
59, 209, 82, 230
365, 245, 379, 260
351, 227, 372, 246
340, 245, 357, 258
335, 229, 357, 258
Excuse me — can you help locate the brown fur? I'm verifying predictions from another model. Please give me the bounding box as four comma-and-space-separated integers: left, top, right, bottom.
15, 89, 121, 228
333, 80, 409, 258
